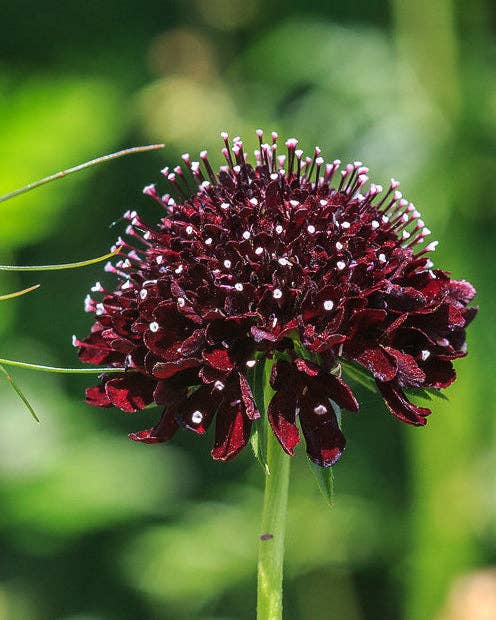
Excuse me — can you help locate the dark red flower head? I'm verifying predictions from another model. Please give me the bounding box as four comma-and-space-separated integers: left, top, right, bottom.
75, 131, 477, 467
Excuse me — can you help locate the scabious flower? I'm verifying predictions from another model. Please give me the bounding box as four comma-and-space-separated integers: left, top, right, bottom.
75, 131, 477, 466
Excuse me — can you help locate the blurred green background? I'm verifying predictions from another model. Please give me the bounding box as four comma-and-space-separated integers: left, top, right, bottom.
0, 1, 495, 618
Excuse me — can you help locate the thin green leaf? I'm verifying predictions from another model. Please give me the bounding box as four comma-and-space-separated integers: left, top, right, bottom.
248, 361, 270, 474
0, 284, 40, 301
0, 144, 164, 204
0, 248, 120, 272
0, 358, 126, 374
0, 364, 40, 422
408, 387, 449, 405
307, 458, 334, 507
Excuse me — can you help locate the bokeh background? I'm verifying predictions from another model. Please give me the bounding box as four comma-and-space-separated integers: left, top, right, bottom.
0, 1, 495, 618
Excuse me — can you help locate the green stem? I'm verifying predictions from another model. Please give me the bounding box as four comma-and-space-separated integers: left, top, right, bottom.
0, 358, 126, 374
256, 360, 291, 620
0, 144, 164, 204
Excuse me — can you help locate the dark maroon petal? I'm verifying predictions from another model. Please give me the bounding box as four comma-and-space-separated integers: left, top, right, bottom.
86, 384, 113, 408
105, 373, 156, 412
176, 385, 220, 434
449, 280, 477, 305
151, 358, 200, 379
202, 348, 235, 372
129, 408, 179, 444
294, 358, 320, 376
267, 389, 300, 455
384, 347, 426, 387
355, 346, 397, 382
319, 373, 359, 413
251, 326, 277, 343
376, 380, 430, 426
421, 357, 456, 388
238, 373, 260, 420
299, 388, 346, 467
211, 400, 252, 462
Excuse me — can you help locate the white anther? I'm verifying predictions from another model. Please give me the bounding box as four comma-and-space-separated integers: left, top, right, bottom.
84, 295, 94, 312
336, 261, 346, 271
314, 404, 327, 415
149, 321, 159, 333
246, 360, 256, 368
221, 202, 230, 209
285, 138, 298, 148
224, 259, 232, 268
371, 220, 380, 229
335, 241, 343, 250
191, 410, 203, 424
270, 173, 279, 180
186, 225, 193, 235
378, 253, 387, 263
235, 283, 244, 291
249, 197, 259, 206
323, 300, 334, 311
422, 227, 431, 236
275, 225, 283, 234
242, 231, 251, 240
425, 241, 438, 252
320, 199, 327, 206
143, 231, 151, 241
290, 200, 299, 207
394, 191, 403, 201
382, 215, 389, 223
95, 303, 105, 316
175, 264, 183, 274
156, 256, 163, 265
341, 221, 350, 229
255, 247, 264, 255
140, 289, 148, 300
214, 380, 225, 391
205, 237, 213, 245
402, 230, 411, 240
121, 280, 132, 290
177, 297, 186, 307
421, 350, 431, 361
278, 258, 290, 266
307, 225, 316, 234
91, 282, 103, 293
273, 288, 283, 299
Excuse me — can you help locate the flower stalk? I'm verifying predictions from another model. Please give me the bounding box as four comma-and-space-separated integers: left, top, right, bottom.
256, 359, 290, 620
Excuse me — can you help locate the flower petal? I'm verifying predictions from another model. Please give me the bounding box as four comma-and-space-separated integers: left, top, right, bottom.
267, 388, 300, 455
376, 380, 430, 426
299, 388, 346, 467
86, 384, 113, 408
211, 399, 252, 461
129, 408, 179, 444
104, 373, 156, 412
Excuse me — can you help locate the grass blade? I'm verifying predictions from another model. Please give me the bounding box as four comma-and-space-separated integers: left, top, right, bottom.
0, 364, 40, 422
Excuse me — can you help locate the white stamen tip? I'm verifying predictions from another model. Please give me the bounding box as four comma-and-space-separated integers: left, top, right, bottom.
214, 380, 225, 391
336, 261, 346, 271
177, 297, 186, 307
323, 300, 334, 311
223, 259, 232, 268
205, 237, 213, 245
242, 230, 251, 240
421, 350, 431, 361
341, 221, 350, 229
307, 225, 316, 234
335, 241, 343, 250
149, 321, 159, 333
140, 289, 148, 300
235, 283, 244, 291
249, 197, 259, 206
378, 253, 387, 263
221, 202, 230, 210
246, 360, 256, 368
275, 225, 283, 234
314, 404, 327, 415
273, 288, 283, 299
185, 225, 193, 235
371, 220, 380, 229
191, 410, 203, 424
